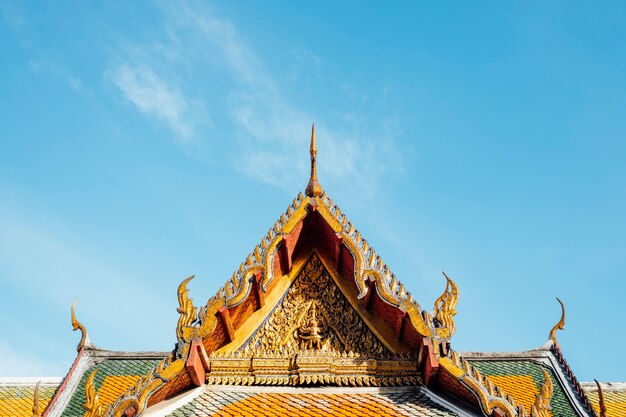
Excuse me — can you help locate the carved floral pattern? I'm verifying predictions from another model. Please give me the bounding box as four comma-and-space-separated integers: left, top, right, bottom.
241, 254, 388, 356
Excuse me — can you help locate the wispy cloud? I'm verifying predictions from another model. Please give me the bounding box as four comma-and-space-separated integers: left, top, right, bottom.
109, 63, 207, 143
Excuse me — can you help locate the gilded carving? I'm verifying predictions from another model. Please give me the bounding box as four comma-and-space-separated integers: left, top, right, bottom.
433, 272, 459, 340
531, 369, 553, 417
206, 350, 419, 387
83, 370, 102, 417
242, 254, 387, 356
176, 275, 197, 345
102, 355, 182, 417
203, 254, 419, 387
71, 299, 90, 352
444, 350, 531, 417
297, 303, 328, 350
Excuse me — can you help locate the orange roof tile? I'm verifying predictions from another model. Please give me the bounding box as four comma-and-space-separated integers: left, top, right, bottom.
0, 381, 59, 417
585, 384, 626, 417
165, 386, 460, 417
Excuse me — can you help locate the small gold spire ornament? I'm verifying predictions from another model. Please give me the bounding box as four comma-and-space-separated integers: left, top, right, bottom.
32, 381, 41, 417
594, 379, 608, 417
549, 297, 566, 348
531, 369, 554, 417
305, 123, 322, 197
71, 299, 90, 352
83, 370, 102, 417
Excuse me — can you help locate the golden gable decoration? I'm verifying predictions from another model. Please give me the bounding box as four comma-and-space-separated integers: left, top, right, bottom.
205, 254, 420, 387
244, 254, 388, 356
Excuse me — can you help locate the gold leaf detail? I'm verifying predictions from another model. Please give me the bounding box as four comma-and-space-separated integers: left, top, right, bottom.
434, 272, 459, 339
244, 254, 387, 356
176, 275, 197, 344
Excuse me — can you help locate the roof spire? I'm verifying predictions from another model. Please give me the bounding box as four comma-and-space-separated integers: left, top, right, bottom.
305, 123, 322, 197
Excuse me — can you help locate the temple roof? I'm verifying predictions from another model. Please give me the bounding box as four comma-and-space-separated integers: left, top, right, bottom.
12, 126, 623, 417
43, 347, 166, 417
461, 346, 591, 417
161, 386, 467, 417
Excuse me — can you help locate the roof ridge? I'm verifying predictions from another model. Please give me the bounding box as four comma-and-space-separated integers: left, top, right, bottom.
550, 343, 598, 416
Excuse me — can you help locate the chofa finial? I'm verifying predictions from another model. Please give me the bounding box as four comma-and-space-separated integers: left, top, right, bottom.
594, 379, 608, 417
549, 297, 566, 348
305, 123, 322, 198
71, 298, 91, 352
32, 381, 41, 417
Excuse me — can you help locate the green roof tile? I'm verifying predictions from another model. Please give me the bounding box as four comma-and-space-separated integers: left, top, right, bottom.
60, 359, 160, 417
470, 360, 578, 417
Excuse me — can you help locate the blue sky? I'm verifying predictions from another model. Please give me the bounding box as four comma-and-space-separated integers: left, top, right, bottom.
1, 1, 625, 382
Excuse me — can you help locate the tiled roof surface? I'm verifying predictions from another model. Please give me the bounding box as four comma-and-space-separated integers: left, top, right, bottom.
166, 386, 459, 417
583, 384, 626, 417
0, 383, 59, 417
469, 360, 578, 417
60, 359, 160, 417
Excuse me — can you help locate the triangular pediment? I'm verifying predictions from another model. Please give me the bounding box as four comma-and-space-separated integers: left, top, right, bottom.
240, 253, 390, 357
206, 253, 420, 387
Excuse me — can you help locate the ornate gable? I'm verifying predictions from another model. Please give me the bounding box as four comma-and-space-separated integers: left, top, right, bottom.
206, 253, 420, 387
242, 253, 390, 356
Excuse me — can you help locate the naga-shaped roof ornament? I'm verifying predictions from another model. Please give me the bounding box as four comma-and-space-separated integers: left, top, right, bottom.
594, 379, 608, 417
305, 123, 322, 198
549, 297, 565, 348
71, 298, 91, 352
433, 271, 459, 339
531, 369, 554, 417
83, 370, 103, 417
176, 275, 198, 347
32, 381, 41, 417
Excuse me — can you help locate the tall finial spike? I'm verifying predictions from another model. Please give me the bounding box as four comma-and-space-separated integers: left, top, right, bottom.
305, 123, 322, 197
549, 297, 566, 348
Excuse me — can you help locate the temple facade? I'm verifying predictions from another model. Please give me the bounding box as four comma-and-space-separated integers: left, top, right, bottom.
1, 126, 624, 417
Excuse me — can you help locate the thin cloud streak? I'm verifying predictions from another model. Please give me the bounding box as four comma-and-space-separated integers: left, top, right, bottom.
109, 63, 208, 143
